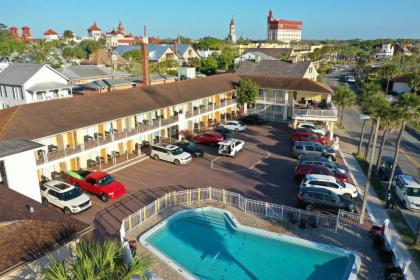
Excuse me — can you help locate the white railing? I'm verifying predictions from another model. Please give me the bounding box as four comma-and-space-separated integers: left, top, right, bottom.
121, 187, 367, 238
256, 96, 286, 104
36, 116, 179, 165
292, 101, 338, 118
120, 187, 417, 279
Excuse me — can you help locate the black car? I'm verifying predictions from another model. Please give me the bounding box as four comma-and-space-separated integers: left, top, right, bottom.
378, 156, 403, 181
174, 141, 204, 157
297, 187, 355, 213
240, 114, 266, 125
213, 127, 232, 139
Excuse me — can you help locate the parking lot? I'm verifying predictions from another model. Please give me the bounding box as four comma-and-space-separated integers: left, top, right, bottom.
73, 122, 361, 236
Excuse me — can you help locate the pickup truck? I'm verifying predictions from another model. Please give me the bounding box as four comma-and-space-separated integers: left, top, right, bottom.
68, 170, 126, 202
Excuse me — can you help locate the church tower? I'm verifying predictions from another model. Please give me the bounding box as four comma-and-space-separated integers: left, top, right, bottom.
227, 18, 236, 44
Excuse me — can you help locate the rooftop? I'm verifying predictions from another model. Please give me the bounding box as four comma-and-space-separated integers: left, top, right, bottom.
0, 188, 91, 276
235, 60, 312, 78
0, 139, 43, 158
240, 75, 334, 94
243, 48, 293, 59
0, 63, 45, 85
58, 65, 129, 82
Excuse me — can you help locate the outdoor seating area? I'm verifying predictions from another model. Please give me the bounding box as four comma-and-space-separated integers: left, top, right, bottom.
295, 98, 333, 110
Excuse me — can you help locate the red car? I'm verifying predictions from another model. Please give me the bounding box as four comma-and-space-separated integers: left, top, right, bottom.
68, 170, 126, 202
192, 132, 224, 146
290, 131, 326, 145
294, 164, 347, 182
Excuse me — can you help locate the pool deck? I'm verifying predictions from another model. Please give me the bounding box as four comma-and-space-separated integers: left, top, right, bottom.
126, 202, 385, 280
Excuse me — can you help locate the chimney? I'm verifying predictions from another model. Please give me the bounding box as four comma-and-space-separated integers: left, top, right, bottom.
255, 55, 261, 63
141, 26, 150, 86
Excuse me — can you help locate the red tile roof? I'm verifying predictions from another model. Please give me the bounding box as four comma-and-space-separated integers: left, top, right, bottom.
87, 22, 101, 31
43, 29, 57, 35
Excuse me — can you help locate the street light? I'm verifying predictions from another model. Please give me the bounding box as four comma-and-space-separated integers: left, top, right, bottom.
359, 114, 380, 224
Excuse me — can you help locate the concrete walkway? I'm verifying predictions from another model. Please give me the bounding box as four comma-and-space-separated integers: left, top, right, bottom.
340, 150, 420, 279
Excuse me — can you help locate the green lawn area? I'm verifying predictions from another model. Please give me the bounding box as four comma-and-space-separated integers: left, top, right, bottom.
353, 153, 420, 267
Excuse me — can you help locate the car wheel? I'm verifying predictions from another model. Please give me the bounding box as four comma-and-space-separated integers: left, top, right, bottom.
232, 152, 236, 158
327, 155, 333, 161
63, 207, 71, 215
100, 193, 109, 202
403, 200, 409, 209
153, 154, 159, 160
343, 193, 352, 199
210, 142, 216, 147
174, 159, 180, 166
305, 204, 313, 211
42, 197, 49, 206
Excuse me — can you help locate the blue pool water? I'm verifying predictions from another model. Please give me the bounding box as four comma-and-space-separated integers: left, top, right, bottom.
143, 208, 356, 280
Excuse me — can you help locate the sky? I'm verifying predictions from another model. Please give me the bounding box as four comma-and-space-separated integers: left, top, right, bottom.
1, 0, 419, 40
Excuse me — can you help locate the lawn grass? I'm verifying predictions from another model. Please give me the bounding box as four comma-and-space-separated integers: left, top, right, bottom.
353, 153, 420, 267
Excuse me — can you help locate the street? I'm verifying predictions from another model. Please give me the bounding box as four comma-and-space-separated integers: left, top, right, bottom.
322, 68, 420, 232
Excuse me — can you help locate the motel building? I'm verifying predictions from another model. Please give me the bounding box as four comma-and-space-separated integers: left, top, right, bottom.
0, 73, 336, 203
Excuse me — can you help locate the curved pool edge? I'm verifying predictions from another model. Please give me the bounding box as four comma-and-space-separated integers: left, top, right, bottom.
139, 206, 361, 280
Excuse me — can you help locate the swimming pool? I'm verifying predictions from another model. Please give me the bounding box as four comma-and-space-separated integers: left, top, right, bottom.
140, 207, 360, 280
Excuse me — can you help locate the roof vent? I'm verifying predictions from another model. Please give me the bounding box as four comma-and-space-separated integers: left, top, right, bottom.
26, 205, 35, 213
255, 55, 261, 63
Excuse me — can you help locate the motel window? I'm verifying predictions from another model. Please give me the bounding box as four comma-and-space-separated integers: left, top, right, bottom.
12, 86, 24, 100
0, 85, 5, 97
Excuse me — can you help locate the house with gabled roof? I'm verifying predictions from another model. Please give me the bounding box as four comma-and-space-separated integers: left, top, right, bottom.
0, 63, 73, 109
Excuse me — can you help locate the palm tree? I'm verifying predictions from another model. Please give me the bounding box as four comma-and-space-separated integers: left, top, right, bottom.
376, 104, 399, 173
385, 93, 420, 207
360, 92, 389, 160
409, 72, 420, 93
332, 86, 356, 127
42, 239, 148, 280
380, 64, 398, 95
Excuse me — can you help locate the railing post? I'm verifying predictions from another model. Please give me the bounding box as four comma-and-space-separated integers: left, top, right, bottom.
265, 202, 268, 217
281, 205, 284, 220
244, 198, 247, 213
209, 186, 212, 201
223, 189, 226, 204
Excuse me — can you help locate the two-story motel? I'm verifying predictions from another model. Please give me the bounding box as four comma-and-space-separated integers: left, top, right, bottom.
0, 73, 337, 202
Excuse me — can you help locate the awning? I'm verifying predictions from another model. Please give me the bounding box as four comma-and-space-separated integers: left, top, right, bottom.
27, 81, 73, 92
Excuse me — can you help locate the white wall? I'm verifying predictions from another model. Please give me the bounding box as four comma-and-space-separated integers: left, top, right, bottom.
3, 150, 42, 202
303, 62, 319, 81
0, 85, 26, 108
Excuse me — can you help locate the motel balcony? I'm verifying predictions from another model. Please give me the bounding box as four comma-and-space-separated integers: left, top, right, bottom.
292, 100, 338, 120
185, 99, 236, 118
35, 115, 180, 165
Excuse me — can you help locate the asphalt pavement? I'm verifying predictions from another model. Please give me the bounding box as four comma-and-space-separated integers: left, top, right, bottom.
321, 68, 420, 232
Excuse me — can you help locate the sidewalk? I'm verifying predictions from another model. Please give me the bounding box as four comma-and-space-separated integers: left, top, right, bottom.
340, 150, 420, 279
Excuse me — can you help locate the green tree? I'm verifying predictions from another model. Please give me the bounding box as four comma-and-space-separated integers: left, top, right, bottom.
235, 79, 259, 113
189, 57, 201, 69
193, 36, 226, 50
79, 40, 103, 56
409, 72, 420, 93
62, 30, 74, 40
42, 239, 148, 280
385, 93, 420, 206
217, 47, 238, 70
62, 46, 85, 59
199, 55, 218, 75
379, 64, 398, 95
122, 49, 142, 62
376, 104, 399, 172
332, 86, 356, 126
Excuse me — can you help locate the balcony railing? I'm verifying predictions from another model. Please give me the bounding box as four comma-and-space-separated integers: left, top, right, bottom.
36, 115, 179, 165
185, 99, 236, 118
292, 102, 338, 118
256, 96, 286, 104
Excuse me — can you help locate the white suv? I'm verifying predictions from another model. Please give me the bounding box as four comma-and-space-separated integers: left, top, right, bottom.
41, 180, 91, 214
220, 120, 246, 131
393, 174, 420, 210
300, 174, 358, 199
218, 139, 245, 157
151, 143, 192, 165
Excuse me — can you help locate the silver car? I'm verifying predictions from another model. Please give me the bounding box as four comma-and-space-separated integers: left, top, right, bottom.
292, 141, 336, 161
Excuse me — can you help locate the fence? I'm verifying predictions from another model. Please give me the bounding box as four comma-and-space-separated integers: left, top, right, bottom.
121, 187, 373, 237
120, 187, 416, 280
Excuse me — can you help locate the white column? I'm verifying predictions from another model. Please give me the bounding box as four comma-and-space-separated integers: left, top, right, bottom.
329, 122, 334, 141
243, 103, 248, 116
283, 91, 289, 120
327, 94, 332, 104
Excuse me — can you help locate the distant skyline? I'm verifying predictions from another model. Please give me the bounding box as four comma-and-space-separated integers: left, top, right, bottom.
1, 0, 419, 40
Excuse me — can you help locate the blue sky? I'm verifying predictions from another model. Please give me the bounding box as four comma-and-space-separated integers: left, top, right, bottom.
1, 0, 419, 40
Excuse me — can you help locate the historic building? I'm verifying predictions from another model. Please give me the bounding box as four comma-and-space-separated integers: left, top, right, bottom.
104, 21, 142, 47
267, 10, 302, 42
227, 18, 237, 44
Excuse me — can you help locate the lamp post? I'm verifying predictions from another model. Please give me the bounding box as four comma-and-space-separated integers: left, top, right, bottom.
359, 114, 380, 224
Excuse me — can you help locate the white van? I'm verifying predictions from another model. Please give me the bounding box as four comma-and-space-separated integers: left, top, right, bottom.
393, 174, 420, 210
151, 143, 192, 165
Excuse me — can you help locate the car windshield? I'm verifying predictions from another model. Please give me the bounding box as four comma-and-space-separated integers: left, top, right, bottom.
98, 175, 115, 186
406, 187, 420, 197
62, 188, 82, 201
336, 178, 345, 188
186, 143, 195, 149
172, 148, 183, 155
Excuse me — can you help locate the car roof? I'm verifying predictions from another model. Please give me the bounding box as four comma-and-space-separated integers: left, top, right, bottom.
298, 122, 315, 126
87, 171, 110, 179
301, 187, 333, 195
295, 141, 321, 145
154, 143, 178, 150
219, 138, 242, 145
205, 131, 222, 136
45, 180, 74, 192
298, 164, 329, 171
396, 174, 420, 188
227, 120, 240, 124
305, 174, 337, 181
381, 155, 394, 162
